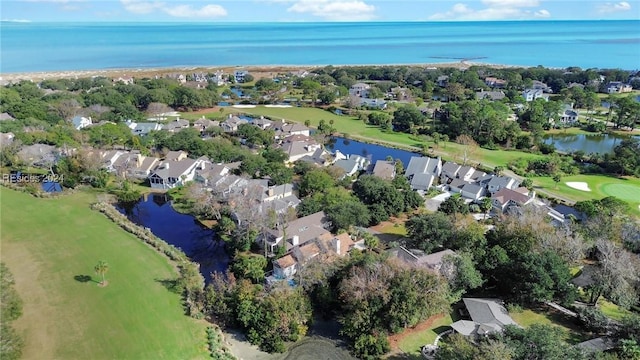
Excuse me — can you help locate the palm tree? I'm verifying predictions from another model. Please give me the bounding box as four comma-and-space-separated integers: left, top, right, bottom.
94, 260, 109, 286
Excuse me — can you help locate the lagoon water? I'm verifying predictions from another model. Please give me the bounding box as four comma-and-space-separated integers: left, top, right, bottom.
543, 133, 640, 154
1, 20, 639, 73
328, 137, 420, 168
117, 193, 230, 282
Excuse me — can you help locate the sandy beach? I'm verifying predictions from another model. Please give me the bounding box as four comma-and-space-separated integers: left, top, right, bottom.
0, 61, 519, 84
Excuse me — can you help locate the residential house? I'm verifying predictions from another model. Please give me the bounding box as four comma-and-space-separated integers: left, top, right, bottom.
113, 76, 134, 85
211, 70, 226, 86
484, 77, 506, 88
388, 87, 412, 101
193, 117, 219, 133
271, 121, 311, 138
273, 254, 297, 279
111, 151, 160, 179
531, 80, 551, 92
389, 247, 456, 272
450, 298, 519, 337
436, 75, 449, 87
457, 165, 477, 182
131, 122, 163, 136
449, 179, 486, 201
71, 116, 92, 130
234, 70, 249, 83
165, 150, 188, 162
522, 89, 549, 102
334, 154, 371, 178
252, 116, 273, 130
148, 157, 203, 190
263, 211, 330, 252
371, 160, 396, 180
405, 156, 442, 191
476, 90, 506, 101
358, 98, 387, 110
491, 187, 534, 212
221, 115, 249, 133
279, 138, 322, 163
440, 161, 462, 183
349, 83, 371, 98
194, 162, 231, 186
484, 175, 519, 195
163, 119, 190, 133
605, 81, 633, 94
192, 72, 208, 83
558, 106, 579, 125
99, 150, 126, 172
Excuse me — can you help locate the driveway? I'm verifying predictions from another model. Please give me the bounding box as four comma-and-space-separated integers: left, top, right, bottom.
424, 192, 452, 212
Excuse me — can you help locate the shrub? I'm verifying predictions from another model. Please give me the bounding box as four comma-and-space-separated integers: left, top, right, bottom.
577, 306, 610, 334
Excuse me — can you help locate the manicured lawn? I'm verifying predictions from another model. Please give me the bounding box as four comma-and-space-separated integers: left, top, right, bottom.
532, 174, 640, 215
509, 306, 587, 344
396, 313, 455, 355
0, 188, 208, 360
378, 223, 408, 236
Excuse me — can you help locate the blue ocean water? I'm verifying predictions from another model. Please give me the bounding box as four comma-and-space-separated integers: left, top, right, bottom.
1, 21, 639, 73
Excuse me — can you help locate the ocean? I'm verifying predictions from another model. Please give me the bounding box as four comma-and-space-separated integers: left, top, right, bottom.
1, 20, 639, 73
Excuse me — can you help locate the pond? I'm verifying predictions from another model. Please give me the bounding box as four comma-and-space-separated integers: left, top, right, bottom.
543, 133, 639, 154
327, 137, 420, 169
116, 193, 230, 282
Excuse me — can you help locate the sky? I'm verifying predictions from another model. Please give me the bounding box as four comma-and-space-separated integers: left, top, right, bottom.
1, 0, 639, 22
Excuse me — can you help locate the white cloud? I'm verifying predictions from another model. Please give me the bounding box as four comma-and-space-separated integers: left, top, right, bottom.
163, 4, 227, 17
597, 1, 632, 13
120, 0, 227, 18
287, 0, 376, 21
429, 0, 550, 20
120, 0, 164, 14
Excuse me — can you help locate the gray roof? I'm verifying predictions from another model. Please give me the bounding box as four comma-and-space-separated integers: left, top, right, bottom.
463, 298, 517, 329
461, 183, 484, 196
476, 90, 505, 101
576, 337, 615, 353
334, 158, 359, 175
268, 211, 330, 248
487, 176, 518, 189
389, 247, 455, 269
410, 173, 435, 190
151, 158, 197, 180
441, 162, 461, 178
406, 156, 441, 178
372, 160, 395, 180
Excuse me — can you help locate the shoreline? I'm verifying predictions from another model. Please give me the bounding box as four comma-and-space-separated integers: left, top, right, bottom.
0, 61, 526, 83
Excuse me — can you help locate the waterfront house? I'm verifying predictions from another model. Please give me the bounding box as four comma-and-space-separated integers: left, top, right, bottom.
557, 106, 579, 125
531, 80, 551, 92
358, 98, 387, 110
279, 138, 323, 163
113, 76, 134, 85
405, 156, 442, 190
484, 77, 506, 88
271, 121, 311, 138
334, 154, 371, 178
263, 211, 331, 253
211, 70, 226, 86
371, 160, 396, 180
148, 157, 203, 190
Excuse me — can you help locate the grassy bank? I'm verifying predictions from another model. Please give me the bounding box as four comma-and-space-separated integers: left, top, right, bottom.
0, 188, 208, 359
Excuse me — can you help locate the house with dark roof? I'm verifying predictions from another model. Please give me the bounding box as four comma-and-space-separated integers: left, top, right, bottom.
193, 117, 219, 133
163, 119, 190, 133
271, 121, 311, 138
131, 122, 164, 136
405, 156, 442, 190
436, 75, 449, 87
440, 161, 462, 183
371, 160, 396, 180
148, 157, 203, 189
450, 298, 519, 337
484, 175, 519, 195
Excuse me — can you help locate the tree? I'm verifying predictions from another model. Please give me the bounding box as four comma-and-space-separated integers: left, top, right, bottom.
553, 173, 562, 189
455, 135, 478, 165
501, 324, 585, 360
94, 260, 109, 286
230, 253, 267, 284
405, 212, 455, 253
480, 197, 493, 220
298, 169, 335, 198
438, 194, 469, 219
392, 104, 425, 132
440, 252, 484, 301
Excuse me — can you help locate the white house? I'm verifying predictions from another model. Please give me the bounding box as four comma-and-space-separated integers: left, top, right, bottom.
522, 89, 549, 102
349, 83, 371, 98
71, 116, 92, 130
234, 70, 249, 83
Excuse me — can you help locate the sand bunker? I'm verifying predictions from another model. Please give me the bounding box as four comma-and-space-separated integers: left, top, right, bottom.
232, 105, 256, 108
265, 104, 292, 108
566, 182, 591, 192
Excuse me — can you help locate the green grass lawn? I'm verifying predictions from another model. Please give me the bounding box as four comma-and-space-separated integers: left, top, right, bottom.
509, 306, 587, 344
378, 223, 408, 236
0, 188, 208, 360
597, 298, 633, 322
532, 174, 640, 215
396, 313, 455, 355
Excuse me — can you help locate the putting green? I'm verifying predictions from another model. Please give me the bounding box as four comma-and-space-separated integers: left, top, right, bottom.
601, 183, 640, 202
